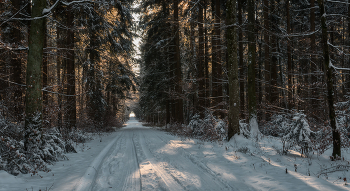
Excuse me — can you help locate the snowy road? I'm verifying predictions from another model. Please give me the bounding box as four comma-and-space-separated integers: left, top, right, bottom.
2, 119, 348, 191
79, 120, 238, 191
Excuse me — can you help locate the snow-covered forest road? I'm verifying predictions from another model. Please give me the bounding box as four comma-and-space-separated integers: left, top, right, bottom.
72, 119, 347, 191
77, 119, 241, 191
2, 119, 349, 191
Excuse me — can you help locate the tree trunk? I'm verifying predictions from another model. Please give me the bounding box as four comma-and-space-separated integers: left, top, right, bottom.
43, 30, 48, 107
204, 0, 209, 110
238, 0, 245, 119
213, 0, 223, 118
310, 0, 317, 108
348, 0, 350, 92
247, 0, 258, 136
270, 0, 278, 105
174, 0, 183, 123
66, 5, 76, 130
24, 0, 46, 151
227, 0, 240, 140
286, 0, 293, 110
264, 0, 270, 106
197, 0, 205, 117
318, 0, 341, 158
10, 0, 24, 121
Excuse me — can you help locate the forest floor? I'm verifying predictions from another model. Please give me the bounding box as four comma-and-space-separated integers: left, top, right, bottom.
1, 119, 350, 191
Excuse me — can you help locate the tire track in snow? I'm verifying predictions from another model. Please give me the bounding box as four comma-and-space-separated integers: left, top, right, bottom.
74, 131, 124, 191
153, 133, 238, 191
136, 130, 186, 191
118, 130, 141, 191
91, 132, 126, 190
84, 129, 142, 191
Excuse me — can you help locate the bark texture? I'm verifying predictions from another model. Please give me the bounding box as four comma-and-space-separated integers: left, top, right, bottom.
227, 0, 240, 140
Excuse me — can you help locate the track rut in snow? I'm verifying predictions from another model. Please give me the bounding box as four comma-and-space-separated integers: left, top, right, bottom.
79, 120, 239, 191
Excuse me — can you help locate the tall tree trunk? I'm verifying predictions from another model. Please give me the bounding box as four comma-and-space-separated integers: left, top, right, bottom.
238, 0, 245, 119
10, 0, 24, 121
247, 0, 258, 136
318, 0, 341, 158
286, 0, 292, 110
204, 0, 209, 110
43, 31, 48, 107
348, 0, 350, 92
212, 0, 223, 118
66, 5, 76, 130
43, 24, 48, 128
270, 0, 278, 105
174, 0, 183, 123
55, 5, 65, 133
264, 0, 270, 106
197, 1, 205, 117
24, 0, 46, 151
310, 0, 317, 108
227, 0, 239, 140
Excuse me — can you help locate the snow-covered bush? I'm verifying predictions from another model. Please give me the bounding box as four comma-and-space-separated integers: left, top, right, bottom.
0, 130, 67, 175
336, 96, 350, 148
0, 113, 69, 175
262, 114, 291, 137
261, 112, 316, 155
282, 112, 315, 155
185, 110, 228, 141
239, 120, 250, 138
68, 129, 92, 144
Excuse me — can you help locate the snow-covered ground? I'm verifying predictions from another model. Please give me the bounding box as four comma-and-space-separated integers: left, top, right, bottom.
1, 119, 350, 190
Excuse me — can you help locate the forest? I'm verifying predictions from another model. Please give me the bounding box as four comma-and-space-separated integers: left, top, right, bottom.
1, 0, 350, 181
138, 0, 349, 160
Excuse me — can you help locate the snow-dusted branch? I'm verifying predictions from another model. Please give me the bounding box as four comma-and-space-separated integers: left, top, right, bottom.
43, 0, 93, 15
42, 0, 61, 15
329, 61, 350, 71
282, 28, 320, 38
326, 0, 350, 4
61, 0, 93, 6
0, 3, 29, 27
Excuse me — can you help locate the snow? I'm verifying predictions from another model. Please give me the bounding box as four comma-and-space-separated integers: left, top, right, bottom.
1, 119, 350, 190
249, 115, 260, 139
